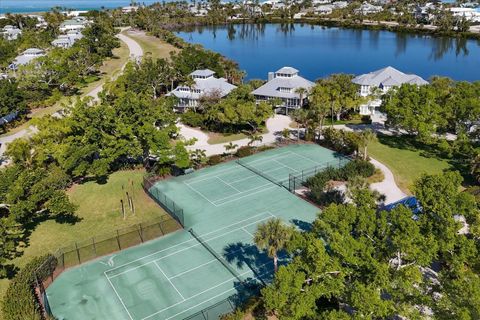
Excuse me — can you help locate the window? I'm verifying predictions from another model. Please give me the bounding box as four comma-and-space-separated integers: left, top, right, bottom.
278, 87, 292, 93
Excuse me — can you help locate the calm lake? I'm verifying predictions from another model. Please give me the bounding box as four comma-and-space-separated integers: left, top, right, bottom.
176, 24, 480, 81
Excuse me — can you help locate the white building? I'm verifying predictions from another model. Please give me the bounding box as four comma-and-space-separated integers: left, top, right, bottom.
1, 25, 22, 40
59, 17, 88, 32
167, 69, 237, 111
354, 2, 383, 15
450, 7, 480, 22
252, 67, 314, 114
9, 48, 46, 70
315, 5, 334, 15
52, 31, 84, 48
122, 6, 139, 13
352, 66, 428, 115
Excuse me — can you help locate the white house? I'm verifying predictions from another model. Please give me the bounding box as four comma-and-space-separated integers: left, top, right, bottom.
122, 6, 139, 13
9, 48, 46, 70
352, 66, 428, 115
51, 30, 83, 48
315, 5, 334, 15
354, 2, 383, 15
252, 67, 314, 114
1, 25, 22, 40
450, 7, 480, 22
167, 69, 237, 111
59, 17, 88, 32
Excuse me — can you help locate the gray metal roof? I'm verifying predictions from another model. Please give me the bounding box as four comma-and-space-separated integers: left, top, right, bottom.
276, 66, 299, 75
352, 66, 428, 87
252, 69, 314, 99
168, 74, 237, 100
190, 69, 215, 77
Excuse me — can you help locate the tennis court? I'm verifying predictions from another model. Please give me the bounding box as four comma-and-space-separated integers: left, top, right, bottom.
46, 144, 343, 320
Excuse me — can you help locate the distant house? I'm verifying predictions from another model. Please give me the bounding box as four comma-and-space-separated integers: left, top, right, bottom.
352, 66, 428, 115
1, 25, 22, 40
252, 67, 314, 114
52, 30, 84, 48
59, 17, 88, 32
315, 5, 334, 15
122, 6, 139, 13
354, 2, 383, 15
450, 7, 480, 22
167, 69, 237, 111
9, 48, 46, 70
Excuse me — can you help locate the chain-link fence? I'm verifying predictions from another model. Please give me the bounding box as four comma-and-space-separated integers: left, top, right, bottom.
34, 215, 181, 318
143, 174, 186, 227
287, 156, 352, 192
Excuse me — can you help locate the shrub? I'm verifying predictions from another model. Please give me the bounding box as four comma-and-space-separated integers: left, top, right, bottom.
208, 154, 223, 165
321, 128, 359, 155
342, 160, 375, 179
180, 110, 205, 128
2, 254, 56, 320
236, 146, 254, 158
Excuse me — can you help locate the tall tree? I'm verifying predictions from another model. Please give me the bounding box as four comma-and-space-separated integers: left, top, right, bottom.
254, 218, 293, 272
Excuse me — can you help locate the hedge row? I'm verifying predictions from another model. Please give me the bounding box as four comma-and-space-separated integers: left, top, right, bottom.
2, 254, 56, 320
306, 160, 375, 205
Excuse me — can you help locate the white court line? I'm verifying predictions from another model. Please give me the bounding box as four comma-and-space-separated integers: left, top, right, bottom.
107, 215, 273, 279
211, 183, 272, 204
142, 260, 273, 320
273, 159, 300, 173
214, 185, 278, 206
154, 261, 186, 301
169, 259, 218, 280
242, 227, 254, 237
183, 182, 218, 207
104, 271, 134, 320
216, 176, 242, 193
289, 150, 324, 166
106, 212, 271, 274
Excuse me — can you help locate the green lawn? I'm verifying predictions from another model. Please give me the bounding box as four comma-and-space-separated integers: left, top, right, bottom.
207, 128, 269, 144
0, 169, 167, 309
368, 135, 452, 193
124, 30, 179, 59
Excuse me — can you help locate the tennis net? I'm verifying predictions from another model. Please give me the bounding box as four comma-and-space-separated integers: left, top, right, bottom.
236, 159, 284, 188
188, 228, 244, 284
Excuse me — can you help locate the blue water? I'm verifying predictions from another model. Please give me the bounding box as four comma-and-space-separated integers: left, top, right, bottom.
176, 24, 480, 81
0, 0, 158, 13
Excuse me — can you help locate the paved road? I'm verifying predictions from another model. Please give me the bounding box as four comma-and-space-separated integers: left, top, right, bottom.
87, 31, 144, 100
0, 30, 143, 166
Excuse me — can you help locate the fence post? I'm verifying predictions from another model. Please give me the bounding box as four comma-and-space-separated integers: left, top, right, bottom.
158, 221, 164, 235
75, 242, 81, 264
138, 224, 144, 242
92, 237, 97, 257
116, 230, 121, 250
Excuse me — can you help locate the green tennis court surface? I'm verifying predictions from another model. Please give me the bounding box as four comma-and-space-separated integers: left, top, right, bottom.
46, 144, 342, 320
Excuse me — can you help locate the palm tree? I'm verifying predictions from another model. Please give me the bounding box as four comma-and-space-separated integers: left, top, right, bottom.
292, 108, 309, 141
294, 87, 308, 108
254, 218, 293, 273
358, 129, 377, 160
248, 133, 263, 147
224, 142, 238, 156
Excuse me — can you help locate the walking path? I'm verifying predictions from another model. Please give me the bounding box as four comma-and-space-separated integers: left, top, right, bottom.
178, 115, 406, 203
178, 114, 293, 156
0, 30, 143, 166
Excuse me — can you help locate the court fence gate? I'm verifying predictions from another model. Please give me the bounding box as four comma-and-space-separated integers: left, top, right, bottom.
33, 215, 181, 318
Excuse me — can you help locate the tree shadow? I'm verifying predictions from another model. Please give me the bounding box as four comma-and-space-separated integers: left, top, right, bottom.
223, 242, 289, 286
291, 219, 312, 232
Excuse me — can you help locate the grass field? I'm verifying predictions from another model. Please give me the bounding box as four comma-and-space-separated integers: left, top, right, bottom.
207, 128, 269, 145
368, 135, 452, 193
124, 30, 179, 59
0, 169, 167, 311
